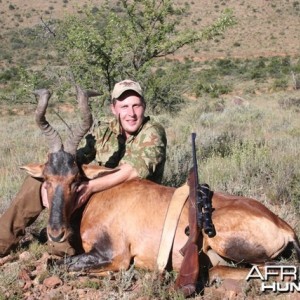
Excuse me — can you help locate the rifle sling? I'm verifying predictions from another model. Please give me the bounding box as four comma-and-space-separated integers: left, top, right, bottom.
156, 183, 189, 272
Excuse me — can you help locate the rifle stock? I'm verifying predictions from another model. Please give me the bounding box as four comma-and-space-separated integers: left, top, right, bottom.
175, 168, 201, 297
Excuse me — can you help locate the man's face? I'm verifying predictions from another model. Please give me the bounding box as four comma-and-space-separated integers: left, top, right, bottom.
111, 91, 145, 138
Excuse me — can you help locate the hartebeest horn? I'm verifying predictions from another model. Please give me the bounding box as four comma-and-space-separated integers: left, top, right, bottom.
34, 89, 63, 153
64, 86, 100, 155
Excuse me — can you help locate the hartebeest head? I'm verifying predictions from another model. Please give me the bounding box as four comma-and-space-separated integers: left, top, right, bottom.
21, 87, 115, 243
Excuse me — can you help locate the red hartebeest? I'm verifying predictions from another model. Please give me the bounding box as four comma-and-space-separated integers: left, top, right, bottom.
22, 88, 300, 285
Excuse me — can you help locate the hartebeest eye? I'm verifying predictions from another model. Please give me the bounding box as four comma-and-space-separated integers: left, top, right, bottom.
71, 181, 79, 192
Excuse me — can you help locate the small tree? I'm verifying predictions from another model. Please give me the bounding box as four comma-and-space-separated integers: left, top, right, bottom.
53, 0, 235, 113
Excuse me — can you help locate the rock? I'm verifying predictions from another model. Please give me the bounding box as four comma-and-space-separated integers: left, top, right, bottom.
43, 276, 63, 288
0, 254, 15, 266
19, 251, 32, 262
222, 278, 244, 294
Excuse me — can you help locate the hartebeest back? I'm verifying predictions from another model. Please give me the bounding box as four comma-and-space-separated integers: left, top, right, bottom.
22, 88, 300, 284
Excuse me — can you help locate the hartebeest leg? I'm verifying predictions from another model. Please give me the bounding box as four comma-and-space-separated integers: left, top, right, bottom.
59, 232, 114, 272
61, 248, 112, 272
58, 249, 132, 274
208, 265, 251, 286
57, 232, 132, 273
206, 249, 232, 267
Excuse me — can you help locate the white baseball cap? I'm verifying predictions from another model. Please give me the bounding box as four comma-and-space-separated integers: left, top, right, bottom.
111, 79, 143, 100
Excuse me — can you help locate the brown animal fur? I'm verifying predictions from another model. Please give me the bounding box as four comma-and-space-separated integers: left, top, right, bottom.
76, 179, 300, 273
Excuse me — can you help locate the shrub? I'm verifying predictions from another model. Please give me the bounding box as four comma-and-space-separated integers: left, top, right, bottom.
10, 36, 27, 50
215, 58, 240, 75
278, 97, 300, 111
0, 67, 20, 83
194, 82, 232, 98
271, 77, 288, 91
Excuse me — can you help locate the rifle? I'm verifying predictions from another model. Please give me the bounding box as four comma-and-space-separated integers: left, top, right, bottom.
175, 133, 215, 297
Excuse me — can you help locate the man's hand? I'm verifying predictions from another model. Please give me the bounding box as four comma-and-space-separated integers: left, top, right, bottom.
75, 181, 94, 211
73, 163, 138, 212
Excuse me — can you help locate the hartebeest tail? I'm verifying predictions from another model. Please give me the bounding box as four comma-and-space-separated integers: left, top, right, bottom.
292, 237, 300, 261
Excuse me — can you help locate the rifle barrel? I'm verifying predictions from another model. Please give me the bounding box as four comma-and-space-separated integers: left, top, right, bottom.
191, 133, 216, 237
191, 133, 199, 184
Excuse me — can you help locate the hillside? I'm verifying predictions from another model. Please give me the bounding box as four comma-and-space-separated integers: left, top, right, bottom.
0, 0, 299, 63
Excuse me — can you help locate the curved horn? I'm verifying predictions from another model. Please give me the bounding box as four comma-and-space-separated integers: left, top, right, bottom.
34, 89, 63, 153
64, 86, 100, 155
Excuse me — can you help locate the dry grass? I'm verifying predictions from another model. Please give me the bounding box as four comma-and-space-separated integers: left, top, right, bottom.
0, 85, 299, 299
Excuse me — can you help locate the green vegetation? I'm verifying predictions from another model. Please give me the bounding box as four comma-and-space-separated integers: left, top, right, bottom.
0, 0, 235, 113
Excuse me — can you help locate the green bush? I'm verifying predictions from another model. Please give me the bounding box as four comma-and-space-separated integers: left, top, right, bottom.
142, 62, 193, 114
215, 58, 240, 75
0, 67, 20, 83
10, 35, 27, 50
271, 77, 288, 91
194, 81, 232, 98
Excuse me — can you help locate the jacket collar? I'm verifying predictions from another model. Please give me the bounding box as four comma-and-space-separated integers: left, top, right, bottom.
109, 116, 150, 142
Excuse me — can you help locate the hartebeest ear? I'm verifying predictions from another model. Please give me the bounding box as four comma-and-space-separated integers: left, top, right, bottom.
81, 164, 120, 179
20, 163, 45, 178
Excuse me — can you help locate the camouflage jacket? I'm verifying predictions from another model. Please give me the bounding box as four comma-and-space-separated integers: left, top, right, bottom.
77, 116, 167, 183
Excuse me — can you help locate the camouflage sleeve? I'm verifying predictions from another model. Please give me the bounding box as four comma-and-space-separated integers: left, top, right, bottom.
76, 134, 97, 165
120, 123, 167, 180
